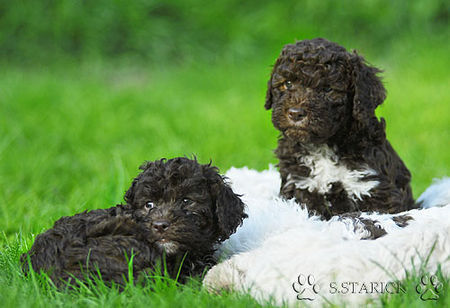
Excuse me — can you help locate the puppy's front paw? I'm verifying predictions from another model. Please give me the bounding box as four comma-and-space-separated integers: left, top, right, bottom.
203, 260, 245, 294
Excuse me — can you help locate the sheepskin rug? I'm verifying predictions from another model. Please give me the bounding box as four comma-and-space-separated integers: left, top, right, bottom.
204, 167, 450, 306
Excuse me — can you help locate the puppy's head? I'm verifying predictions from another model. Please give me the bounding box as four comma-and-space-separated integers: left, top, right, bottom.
124, 157, 247, 257
265, 38, 386, 144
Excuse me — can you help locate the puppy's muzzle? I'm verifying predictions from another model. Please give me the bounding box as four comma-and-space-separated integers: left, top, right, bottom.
152, 220, 170, 233
288, 107, 306, 123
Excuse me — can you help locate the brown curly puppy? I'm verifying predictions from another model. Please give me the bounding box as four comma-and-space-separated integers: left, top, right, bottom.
265, 38, 417, 219
21, 157, 247, 287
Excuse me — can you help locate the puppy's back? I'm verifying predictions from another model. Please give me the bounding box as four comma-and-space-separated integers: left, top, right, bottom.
21, 206, 129, 284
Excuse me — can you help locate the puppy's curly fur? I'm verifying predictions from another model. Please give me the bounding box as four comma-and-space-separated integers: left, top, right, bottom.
265, 38, 417, 219
21, 157, 247, 287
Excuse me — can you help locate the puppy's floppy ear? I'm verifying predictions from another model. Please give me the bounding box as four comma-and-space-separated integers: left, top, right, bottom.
350, 52, 386, 127
123, 161, 154, 205
212, 178, 247, 242
124, 178, 138, 205
350, 52, 386, 122
265, 54, 284, 110
348, 52, 387, 141
265, 74, 274, 110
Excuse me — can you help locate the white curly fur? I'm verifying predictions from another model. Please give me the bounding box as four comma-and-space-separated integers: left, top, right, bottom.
204, 167, 450, 305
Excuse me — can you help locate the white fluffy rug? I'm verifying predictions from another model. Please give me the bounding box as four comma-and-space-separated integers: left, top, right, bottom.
204, 167, 450, 306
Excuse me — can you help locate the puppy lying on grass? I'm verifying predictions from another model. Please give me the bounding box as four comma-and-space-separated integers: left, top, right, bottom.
21, 157, 247, 287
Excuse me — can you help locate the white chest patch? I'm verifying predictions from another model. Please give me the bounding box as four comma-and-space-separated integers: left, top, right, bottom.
285, 145, 379, 202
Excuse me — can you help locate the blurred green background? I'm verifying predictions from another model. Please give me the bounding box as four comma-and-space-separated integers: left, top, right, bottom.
1, 0, 448, 64
0, 0, 449, 237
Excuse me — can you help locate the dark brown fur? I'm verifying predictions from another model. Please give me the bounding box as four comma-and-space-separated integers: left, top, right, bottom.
265, 38, 417, 219
21, 157, 247, 287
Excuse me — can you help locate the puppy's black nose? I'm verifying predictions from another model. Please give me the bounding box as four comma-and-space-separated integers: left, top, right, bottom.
152, 220, 170, 233
288, 107, 306, 122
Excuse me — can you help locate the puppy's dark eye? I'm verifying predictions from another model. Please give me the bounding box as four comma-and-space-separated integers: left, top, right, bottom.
281, 80, 293, 91
323, 87, 332, 93
181, 198, 193, 206
145, 201, 155, 209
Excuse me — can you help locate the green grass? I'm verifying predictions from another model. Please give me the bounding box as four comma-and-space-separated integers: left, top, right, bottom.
0, 39, 449, 306
377, 268, 449, 308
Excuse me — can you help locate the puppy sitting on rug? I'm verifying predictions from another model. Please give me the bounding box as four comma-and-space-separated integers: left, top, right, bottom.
21, 157, 247, 287
265, 38, 417, 219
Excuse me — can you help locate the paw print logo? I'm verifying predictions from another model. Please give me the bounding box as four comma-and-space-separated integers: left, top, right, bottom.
292, 274, 320, 301
416, 275, 443, 301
